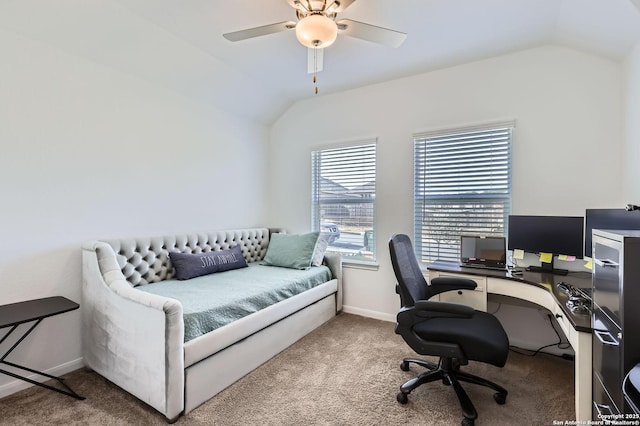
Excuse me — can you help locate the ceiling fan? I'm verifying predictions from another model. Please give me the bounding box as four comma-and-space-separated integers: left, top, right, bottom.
223, 0, 407, 93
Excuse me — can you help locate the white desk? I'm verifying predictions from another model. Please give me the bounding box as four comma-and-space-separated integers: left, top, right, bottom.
428, 262, 592, 421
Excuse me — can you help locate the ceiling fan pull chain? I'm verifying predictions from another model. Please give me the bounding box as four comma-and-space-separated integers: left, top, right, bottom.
313, 47, 319, 94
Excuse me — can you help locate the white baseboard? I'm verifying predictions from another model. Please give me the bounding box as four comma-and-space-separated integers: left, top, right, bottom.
342, 305, 395, 322
0, 357, 85, 399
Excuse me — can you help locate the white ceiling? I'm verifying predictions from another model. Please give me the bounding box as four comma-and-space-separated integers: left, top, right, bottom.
1, 0, 639, 125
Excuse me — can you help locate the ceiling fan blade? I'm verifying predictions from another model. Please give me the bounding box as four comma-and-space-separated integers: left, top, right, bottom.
223, 21, 296, 42
307, 47, 324, 73
337, 19, 407, 48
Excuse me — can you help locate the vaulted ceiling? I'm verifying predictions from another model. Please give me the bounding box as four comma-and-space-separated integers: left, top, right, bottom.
1, 0, 639, 125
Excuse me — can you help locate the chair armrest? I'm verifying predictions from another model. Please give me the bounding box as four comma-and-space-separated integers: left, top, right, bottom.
428, 277, 477, 297
397, 300, 474, 324
415, 300, 474, 316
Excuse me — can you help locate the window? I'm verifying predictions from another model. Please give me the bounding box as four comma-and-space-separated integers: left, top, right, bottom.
414, 123, 513, 263
312, 141, 376, 261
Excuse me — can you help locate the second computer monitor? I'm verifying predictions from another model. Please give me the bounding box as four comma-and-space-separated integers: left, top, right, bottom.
507, 215, 584, 258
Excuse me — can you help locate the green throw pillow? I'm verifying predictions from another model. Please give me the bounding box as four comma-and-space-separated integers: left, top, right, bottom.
263, 232, 320, 270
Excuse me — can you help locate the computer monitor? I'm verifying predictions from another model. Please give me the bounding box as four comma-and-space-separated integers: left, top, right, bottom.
460, 236, 506, 269
585, 209, 640, 257
507, 215, 584, 275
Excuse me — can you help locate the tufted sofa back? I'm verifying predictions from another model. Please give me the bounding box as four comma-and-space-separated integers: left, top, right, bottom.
102, 228, 270, 287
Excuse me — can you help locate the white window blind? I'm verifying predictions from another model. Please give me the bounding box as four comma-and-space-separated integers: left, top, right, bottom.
414, 124, 513, 263
312, 142, 376, 260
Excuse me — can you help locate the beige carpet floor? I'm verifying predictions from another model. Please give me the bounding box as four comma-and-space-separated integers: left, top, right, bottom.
0, 313, 574, 425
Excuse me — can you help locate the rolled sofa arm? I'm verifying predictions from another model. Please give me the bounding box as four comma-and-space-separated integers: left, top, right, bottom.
81, 241, 185, 421
323, 253, 343, 312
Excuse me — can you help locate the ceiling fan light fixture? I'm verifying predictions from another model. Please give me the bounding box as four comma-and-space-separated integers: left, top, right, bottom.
295, 14, 338, 48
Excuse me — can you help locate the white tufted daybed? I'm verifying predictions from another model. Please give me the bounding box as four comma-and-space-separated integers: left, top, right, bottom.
81, 228, 342, 422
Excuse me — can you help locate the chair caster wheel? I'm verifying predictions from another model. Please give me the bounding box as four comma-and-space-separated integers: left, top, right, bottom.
397, 392, 409, 404
400, 361, 410, 371
493, 392, 507, 405
462, 417, 475, 426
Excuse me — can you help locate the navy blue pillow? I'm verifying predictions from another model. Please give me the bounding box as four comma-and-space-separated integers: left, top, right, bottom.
212, 245, 248, 272
169, 245, 248, 280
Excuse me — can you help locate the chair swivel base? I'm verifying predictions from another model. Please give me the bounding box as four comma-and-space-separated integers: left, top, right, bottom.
396, 358, 507, 426
400, 357, 438, 372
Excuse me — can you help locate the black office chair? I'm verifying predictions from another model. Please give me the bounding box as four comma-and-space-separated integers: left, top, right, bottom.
389, 234, 509, 426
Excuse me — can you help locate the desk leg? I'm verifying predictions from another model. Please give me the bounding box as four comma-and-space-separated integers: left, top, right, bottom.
0, 320, 85, 400
574, 330, 592, 421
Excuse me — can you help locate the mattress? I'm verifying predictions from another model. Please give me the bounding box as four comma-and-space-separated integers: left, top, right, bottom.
138, 263, 332, 342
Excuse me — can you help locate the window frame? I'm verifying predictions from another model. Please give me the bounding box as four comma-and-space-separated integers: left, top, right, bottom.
311, 139, 377, 262
413, 122, 514, 264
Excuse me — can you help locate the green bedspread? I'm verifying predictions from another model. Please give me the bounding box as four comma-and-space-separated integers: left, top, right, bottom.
138, 263, 333, 342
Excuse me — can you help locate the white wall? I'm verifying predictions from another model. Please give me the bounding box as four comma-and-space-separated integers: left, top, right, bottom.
269, 45, 624, 321
624, 40, 640, 203
0, 30, 268, 395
